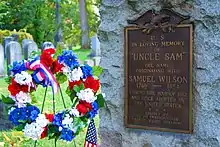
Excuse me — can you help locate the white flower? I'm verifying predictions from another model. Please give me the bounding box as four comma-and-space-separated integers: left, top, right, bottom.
14, 71, 32, 85
59, 126, 63, 131
77, 88, 97, 103
62, 115, 73, 129
14, 91, 31, 108
35, 114, 49, 128
8, 107, 16, 115
69, 108, 80, 117
23, 122, 44, 140
68, 67, 83, 82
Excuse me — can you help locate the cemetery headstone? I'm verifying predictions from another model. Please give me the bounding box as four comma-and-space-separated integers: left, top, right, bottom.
11, 34, 19, 42
0, 44, 4, 77
84, 59, 95, 67
6, 41, 22, 75
93, 57, 101, 66
3, 37, 13, 58
42, 42, 55, 50
0, 100, 13, 130
88, 35, 101, 57
99, 0, 220, 147
22, 39, 33, 53
24, 41, 38, 60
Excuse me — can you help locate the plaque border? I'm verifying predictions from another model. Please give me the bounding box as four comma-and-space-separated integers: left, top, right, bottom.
124, 24, 193, 134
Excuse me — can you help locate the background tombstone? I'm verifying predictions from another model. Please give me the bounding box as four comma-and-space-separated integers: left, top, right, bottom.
88, 35, 101, 58
6, 41, 22, 75
11, 34, 19, 42
0, 44, 4, 77
0, 100, 13, 130
24, 41, 38, 60
22, 39, 33, 53
42, 42, 55, 50
3, 37, 13, 58
99, 0, 220, 147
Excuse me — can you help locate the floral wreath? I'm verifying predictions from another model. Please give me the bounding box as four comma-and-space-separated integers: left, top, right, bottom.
1, 43, 105, 143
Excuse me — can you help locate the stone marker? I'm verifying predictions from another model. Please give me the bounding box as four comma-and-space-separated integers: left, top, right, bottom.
24, 41, 38, 59
99, 0, 220, 147
0, 44, 4, 77
42, 42, 55, 50
6, 41, 22, 75
88, 35, 101, 57
0, 100, 13, 130
22, 39, 33, 53
3, 37, 13, 58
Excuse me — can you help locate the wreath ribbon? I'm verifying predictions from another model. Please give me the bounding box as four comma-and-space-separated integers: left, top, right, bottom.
26, 57, 59, 93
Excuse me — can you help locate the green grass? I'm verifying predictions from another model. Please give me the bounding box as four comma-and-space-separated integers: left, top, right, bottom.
0, 48, 100, 147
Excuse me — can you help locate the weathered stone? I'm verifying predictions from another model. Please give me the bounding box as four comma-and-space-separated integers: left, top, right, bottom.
22, 39, 33, 53
99, 0, 220, 147
42, 42, 55, 50
3, 37, 13, 58
24, 41, 38, 59
0, 100, 13, 130
6, 41, 22, 75
93, 57, 101, 66
0, 45, 4, 77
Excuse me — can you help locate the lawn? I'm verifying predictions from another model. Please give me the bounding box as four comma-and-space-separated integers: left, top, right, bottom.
0, 49, 100, 147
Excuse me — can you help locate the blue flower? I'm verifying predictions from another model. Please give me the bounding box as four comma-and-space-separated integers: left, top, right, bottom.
60, 128, 75, 142
27, 105, 40, 121
10, 61, 27, 75
81, 64, 93, 79
88, 102, 99, 119
53, 112, 64, 126
8, 107, 28, 125
58, 50, 79, 69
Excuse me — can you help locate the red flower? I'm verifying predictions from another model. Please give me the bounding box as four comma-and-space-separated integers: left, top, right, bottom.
40, 52, 53, 67
84, 76, 100, 92
43, 48, 55, 56
76, 100, 92, 115
41, 127, 48, 139
52, 60, 64, 73
8, 79, 29, 96
45, 113, 54, 122
69, 80, 82, 90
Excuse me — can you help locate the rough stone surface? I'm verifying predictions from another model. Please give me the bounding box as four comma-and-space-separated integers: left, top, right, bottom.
0, 100, 13, 130
99, 0, 220, 147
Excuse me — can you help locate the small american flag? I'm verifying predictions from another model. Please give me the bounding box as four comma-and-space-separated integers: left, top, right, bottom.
84, 119, 98, 147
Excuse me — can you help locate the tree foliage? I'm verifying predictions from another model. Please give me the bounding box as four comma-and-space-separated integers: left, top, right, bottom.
0, 0, 100, 48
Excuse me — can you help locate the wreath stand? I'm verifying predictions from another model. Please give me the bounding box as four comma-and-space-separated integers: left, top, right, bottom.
34, 85, 77, 147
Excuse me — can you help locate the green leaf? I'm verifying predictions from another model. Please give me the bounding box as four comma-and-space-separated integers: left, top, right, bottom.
73, 85, 81, 93
56, 73, 67, 84
79, 83, 84, 90
15, 124, 25, 131
1, 95, 15, 104
92, 66, 103, 77
4, 76, 12, 84
96, 94, 105, 108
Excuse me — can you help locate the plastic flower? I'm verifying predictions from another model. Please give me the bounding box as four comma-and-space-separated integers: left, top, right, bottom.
62, 114, 73, 129
23, 122, 44, 140
45, 113, 54, 122
77, 88, 97, 103
69, 80, 82, 90
10, 60, 27, 75
8, 107, 29, 125
27, 105, 40, 121
69, 108, 80, 117
14, 71, 33, 85
14, 91, 31, 108
68, 67, 83, 82
40, 51, 53, 67
76, 100, 92, 115
8, 79, 29, 96
58, 50, 79, 69
88, 102, 99, 119
60, 128, 75, 142
36, 114, 49, 128
52, 60, 64, 73
80, 64, 93, 79
53, 112, 64, 127
84, 76, 100, 92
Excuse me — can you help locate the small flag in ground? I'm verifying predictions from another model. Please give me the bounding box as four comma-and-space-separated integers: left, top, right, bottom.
84, 119, 97, 147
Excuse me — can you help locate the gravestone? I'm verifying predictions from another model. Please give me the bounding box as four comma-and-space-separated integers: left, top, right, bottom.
0, 100, 13, 130
6, 41, 22, 75
84, 59, 95, 67
0, 45, 4, 77
88, 35, 101, 57
99, 0, 220, 147
22, 39, 33, 53
3, 37, 13, 58
42, 42, 55, 50
24, 41, 38, 59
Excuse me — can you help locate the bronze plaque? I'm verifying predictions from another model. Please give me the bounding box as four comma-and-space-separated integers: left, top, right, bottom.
124, 24, 193, 133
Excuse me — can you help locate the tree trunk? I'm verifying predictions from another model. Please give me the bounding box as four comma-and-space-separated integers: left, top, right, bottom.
54, 0, 62, 47
79, 0, 90, 49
